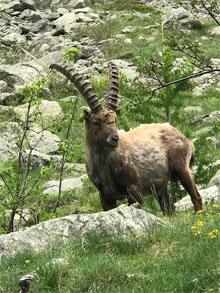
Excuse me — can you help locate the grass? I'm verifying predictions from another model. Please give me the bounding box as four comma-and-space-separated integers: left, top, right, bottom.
1, 204, 220, 292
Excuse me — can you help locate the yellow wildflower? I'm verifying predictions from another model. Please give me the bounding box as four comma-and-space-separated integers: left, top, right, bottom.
25, 260, 30, 264
212, 204, 218, 208
208, 232, 213, 237
197, 221, 204, 227
136, 234, 140, 238
211, 235, 217, 239
194, 233, 198, 236
191, 225, 197, 230
197, 231, 202, 234
196, 210, 203, 214
162, 217, 167, 221
213, 229, 219, 233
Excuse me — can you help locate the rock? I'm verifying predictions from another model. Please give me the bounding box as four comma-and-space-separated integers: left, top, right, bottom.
206, 136, 218, 149
31, 19, 54, 33
193, 84, 209, 96
124, 38, 132, 44
0, 205, 168, 259
29, 11, 42, 22
195, 127, 212, 136
210, 27, 220, 38
54, 12, 77, 32
20, 0, 35, 11
26, 126, 60, 154
0, 105, 13, 115
174, 186, 220, 211
191, 111, 220, 125
0, 122, 22, 162
209, 169, 220, 191
4, 1, 20, 11
64, 163, 86, 173
29, 32, 72, 57
108, 59, 139, 80
14, 100, 64, 125
22, 149, 62, 167
57, 8, 69, 15
4, 209, 30, 230
121, 26, 135, 34
0, 81, 7, 93
183, 106, 202, 113
43, 175, 86, 195
0, 61, 46, 94
163, 7, 202, 28
76, 12, 99, 23
203, 111, 220, 124
0, 93, 16, 105
51, 0, 85, 10
2, 32, 26, 46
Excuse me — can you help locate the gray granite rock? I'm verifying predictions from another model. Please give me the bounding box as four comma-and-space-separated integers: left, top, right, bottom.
209, 169, 220, 192
0, 205, 168, 259
43, 175, 86, 195
14, 100, 64, 125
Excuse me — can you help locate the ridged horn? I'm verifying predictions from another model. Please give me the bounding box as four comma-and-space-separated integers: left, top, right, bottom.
105, 62, 119, 112
50, 64, 102, 113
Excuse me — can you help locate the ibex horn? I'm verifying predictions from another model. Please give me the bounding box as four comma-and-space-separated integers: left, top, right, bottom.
105, 62, 119, 112
50, 64, 102, 113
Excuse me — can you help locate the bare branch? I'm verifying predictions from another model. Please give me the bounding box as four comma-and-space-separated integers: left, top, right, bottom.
0, 173, 14, 200
53, 96, 79, 213
201, 0, 220, 26
135, 68, 220, 105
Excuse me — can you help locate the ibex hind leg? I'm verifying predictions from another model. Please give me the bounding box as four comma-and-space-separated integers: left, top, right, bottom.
157, 187, 175, 215
99, 193, 116, 211
176, 168, 202, 212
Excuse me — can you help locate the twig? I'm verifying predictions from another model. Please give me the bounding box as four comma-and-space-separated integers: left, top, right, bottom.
201, 0, 220, 26
135, 68, 220, 105
53, 96, 79, 213
0, 173, 14, 200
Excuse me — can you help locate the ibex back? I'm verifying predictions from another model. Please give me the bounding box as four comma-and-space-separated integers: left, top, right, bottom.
50, 63, 202, 214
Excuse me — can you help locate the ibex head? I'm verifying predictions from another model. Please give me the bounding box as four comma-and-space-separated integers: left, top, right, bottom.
50, 63, 120, 148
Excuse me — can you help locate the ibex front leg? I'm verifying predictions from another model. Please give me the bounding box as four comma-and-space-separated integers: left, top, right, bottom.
127, 184, 143, 208
99, 193, 116, 211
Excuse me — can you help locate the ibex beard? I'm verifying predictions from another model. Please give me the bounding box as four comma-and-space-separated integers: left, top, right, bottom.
50, 63, 203, 215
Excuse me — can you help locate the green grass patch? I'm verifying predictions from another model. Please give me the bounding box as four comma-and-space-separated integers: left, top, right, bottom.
1, 205, 220, 292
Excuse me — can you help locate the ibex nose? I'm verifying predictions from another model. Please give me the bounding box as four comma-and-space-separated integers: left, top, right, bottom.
111, 134, 119, 143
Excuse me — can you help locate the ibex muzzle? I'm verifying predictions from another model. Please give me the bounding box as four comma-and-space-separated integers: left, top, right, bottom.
50, 62, 203, 215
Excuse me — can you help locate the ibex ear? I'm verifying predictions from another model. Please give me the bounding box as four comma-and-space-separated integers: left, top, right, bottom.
83, 109, 91, 121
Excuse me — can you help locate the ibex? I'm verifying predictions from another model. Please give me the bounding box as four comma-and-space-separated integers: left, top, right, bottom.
50, 63, 202, 214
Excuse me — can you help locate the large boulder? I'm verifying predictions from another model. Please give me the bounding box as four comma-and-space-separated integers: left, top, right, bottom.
0, 61, 46, 94
0, 205, 168, 259
163, 7, 202, 28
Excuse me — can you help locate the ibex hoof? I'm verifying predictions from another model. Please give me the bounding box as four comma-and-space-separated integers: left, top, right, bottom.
129, 202, 141, 209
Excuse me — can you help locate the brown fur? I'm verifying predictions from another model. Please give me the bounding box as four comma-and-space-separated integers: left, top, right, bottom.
85, 109, 202, 214
50, 63, 202, 214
